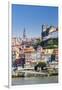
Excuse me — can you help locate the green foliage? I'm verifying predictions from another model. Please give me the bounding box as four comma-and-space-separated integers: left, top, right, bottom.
37, 62, 47, 67
34, 62, 47, 71
32, 38, 58, 49
32, 39, 42, 49
41, 38, 58, 49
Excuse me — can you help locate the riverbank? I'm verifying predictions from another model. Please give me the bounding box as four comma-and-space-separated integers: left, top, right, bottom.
12, 71, 58, 78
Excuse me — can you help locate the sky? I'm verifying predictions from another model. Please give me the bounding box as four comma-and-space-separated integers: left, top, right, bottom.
12, 4, 58, 38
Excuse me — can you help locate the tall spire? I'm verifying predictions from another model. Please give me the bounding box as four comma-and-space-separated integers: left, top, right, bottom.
23, 28, 26, 39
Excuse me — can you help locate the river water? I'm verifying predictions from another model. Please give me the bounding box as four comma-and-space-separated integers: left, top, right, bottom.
12, 76, 58, 85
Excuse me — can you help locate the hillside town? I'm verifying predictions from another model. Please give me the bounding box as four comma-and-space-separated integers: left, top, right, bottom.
12, 24, 58, 77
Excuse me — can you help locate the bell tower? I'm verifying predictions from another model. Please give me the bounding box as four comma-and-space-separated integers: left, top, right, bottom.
23, 28, 26, 40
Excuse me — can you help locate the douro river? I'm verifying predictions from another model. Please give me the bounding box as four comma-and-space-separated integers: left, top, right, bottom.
12, 76, 58, 85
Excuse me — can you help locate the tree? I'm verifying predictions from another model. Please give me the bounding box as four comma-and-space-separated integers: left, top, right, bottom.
34, 62, 47, 71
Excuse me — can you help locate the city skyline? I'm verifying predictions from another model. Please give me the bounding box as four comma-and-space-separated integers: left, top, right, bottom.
12, 4, 58, 38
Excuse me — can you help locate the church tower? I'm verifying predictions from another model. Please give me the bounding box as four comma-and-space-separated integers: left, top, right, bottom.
23, 28, 26, 40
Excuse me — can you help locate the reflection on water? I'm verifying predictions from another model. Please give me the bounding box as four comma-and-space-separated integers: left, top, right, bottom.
12, 76, 58, 85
